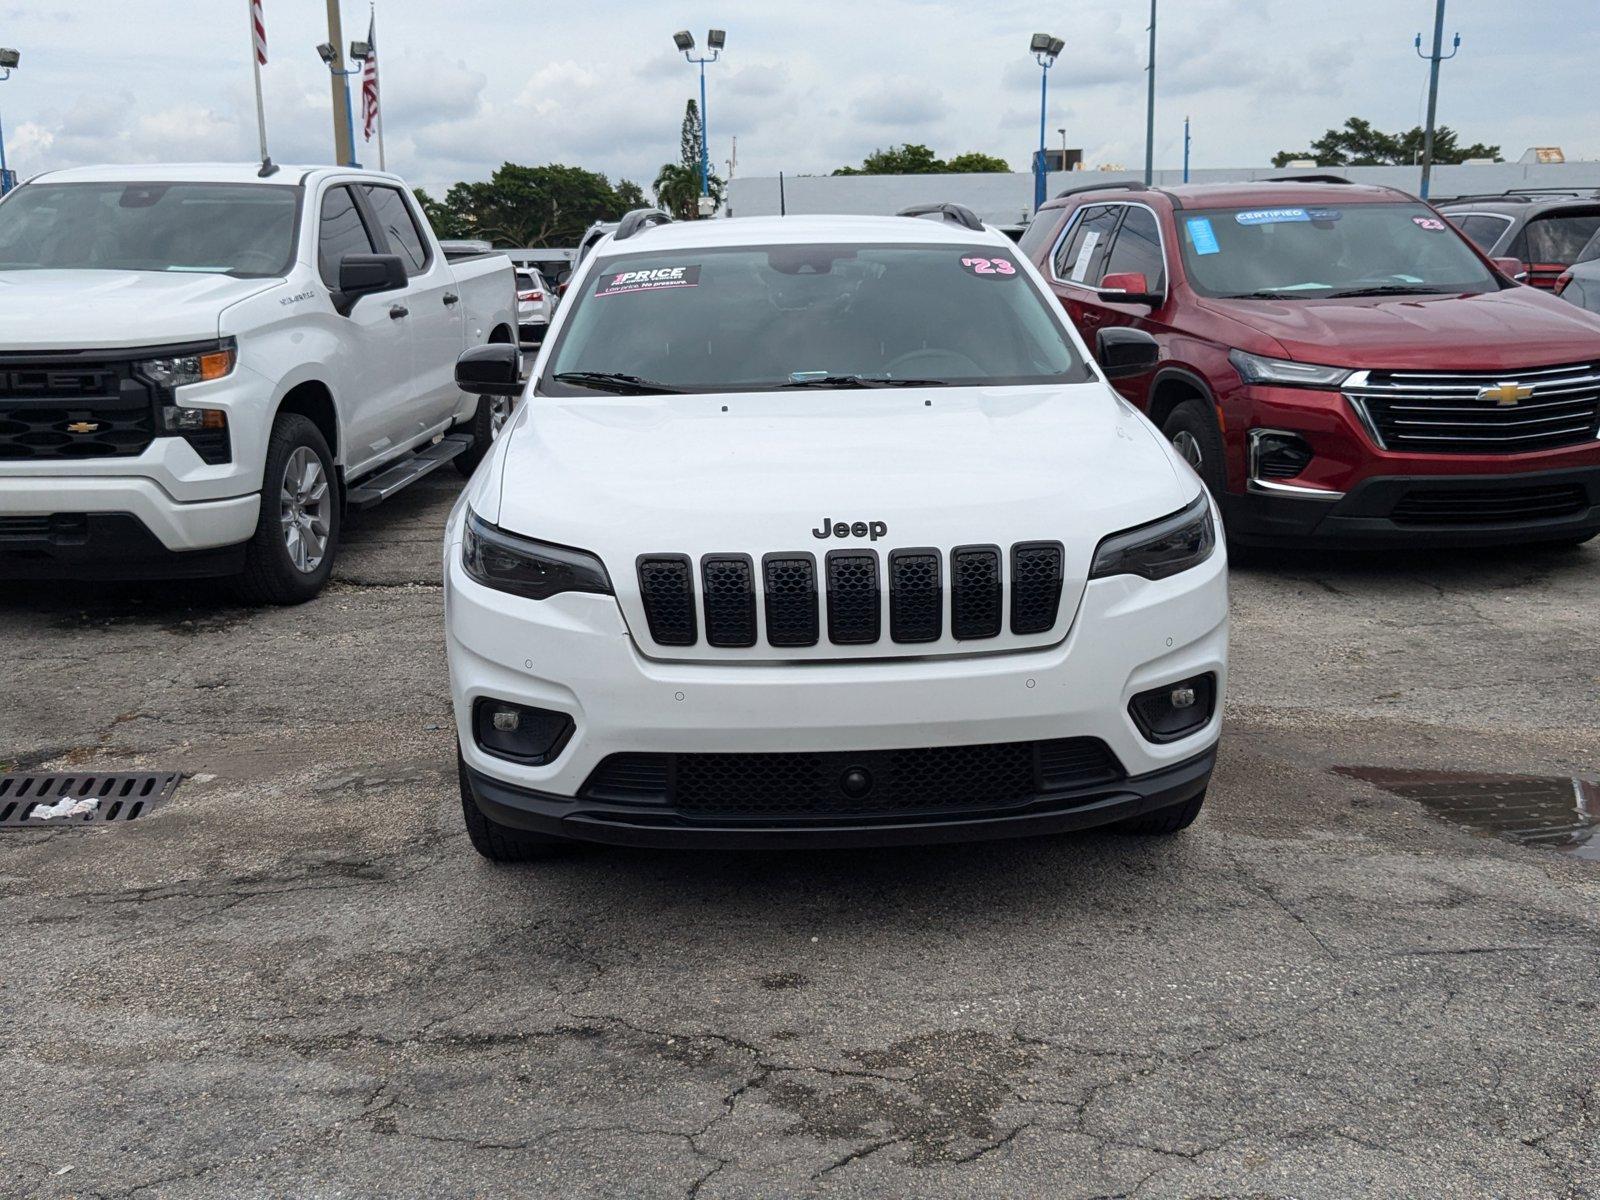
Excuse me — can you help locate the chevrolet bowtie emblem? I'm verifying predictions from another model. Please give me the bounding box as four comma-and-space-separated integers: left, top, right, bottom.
1477, 382, 1533, 406
65, 420, 101, 434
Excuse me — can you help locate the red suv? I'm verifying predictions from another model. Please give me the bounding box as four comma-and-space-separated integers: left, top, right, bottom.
1019, 179, 1600, 547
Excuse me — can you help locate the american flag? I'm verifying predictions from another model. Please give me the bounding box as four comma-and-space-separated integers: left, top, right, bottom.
251, 0, 267, 65
360, 13, 379, 142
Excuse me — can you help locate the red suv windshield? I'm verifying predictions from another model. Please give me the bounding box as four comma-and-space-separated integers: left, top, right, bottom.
1175, 202, 1498, 299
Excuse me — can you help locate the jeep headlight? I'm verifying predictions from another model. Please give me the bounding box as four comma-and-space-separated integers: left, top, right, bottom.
1229, 349, 1350, 388
462, 510, 612, 600
1090, 493, 1216, 581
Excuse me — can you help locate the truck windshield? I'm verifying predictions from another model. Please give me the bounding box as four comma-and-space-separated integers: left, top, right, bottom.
1177, 202, 1499, 298
542, 242, 1089, 394
0, 182, 298, 278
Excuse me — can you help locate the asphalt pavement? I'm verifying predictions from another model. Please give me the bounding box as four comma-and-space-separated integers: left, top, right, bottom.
2, 474, 1597, 1199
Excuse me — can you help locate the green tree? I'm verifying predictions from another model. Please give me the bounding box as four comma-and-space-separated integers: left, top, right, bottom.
680, 99, 704, 170
421, 163, 640, 247
654, 161, 724, 221
1274, 117, 1500, 168
833, 143, 947, 175
944, 151, 1011, 173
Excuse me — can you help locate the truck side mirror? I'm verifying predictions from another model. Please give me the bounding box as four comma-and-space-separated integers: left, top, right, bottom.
457, 343, 523, 397
334, 253, 407, 314
1095, 327, 1160, 379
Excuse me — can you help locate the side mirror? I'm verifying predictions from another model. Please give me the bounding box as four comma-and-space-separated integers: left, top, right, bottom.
1096, 271, 1165, 307
456, 343, 523, 397
335, 252, 407, 314
1492, 256, 1529, 283
1096, 327, 1160, 380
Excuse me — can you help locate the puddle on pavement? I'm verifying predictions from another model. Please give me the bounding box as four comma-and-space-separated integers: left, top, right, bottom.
1337, 767, 1598, 861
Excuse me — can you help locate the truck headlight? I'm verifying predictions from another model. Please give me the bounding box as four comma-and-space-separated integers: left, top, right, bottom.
462, 510, 612, 600
1090, 493, 1216, 581
1228, 349, 1350, 388
136, 343, 236, 389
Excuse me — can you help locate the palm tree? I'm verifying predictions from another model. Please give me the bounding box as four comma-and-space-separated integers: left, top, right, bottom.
653, 162, 725, 221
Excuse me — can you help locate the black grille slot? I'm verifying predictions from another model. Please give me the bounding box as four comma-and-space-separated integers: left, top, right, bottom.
762, 553, 819, 647
0, 360, 155, 461
637, 555, 697, 645
889, 548, 942, 643
701, 554, 757, 647
950, 545, 1002, 639
1010, 542, 1063, 635
579, 737, 1124, 819
1391, 484, 1588, 526
826, 550, 880, 645
0, 770, 180, 826
1347, 362, 1600, 454
0, 366, 119, 400
0, 512, 89, 545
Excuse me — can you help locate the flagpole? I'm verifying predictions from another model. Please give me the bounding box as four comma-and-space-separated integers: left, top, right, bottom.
372, 3, 386, 171
248, 0, 269, 163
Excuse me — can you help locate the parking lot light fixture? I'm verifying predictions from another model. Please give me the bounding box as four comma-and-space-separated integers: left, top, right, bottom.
1030, 34, 1062, 212
0, 48, 18, 196
675, 28, 726, 202
315, 41, 361, 168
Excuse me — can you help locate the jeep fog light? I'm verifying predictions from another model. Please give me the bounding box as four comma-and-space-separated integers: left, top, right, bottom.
1129, 673, 1216, 743
472, 698, 574, 764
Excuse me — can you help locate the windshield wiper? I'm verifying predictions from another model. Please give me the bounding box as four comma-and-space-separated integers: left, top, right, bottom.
1220, 289, 1330, 299
1322, 284, 1445, 298
779, 375, 951, 389
552, 371, 682, 395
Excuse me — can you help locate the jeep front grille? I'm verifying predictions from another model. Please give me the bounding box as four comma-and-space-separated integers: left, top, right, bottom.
1344, 361, 1600, 454
635, 542, 1068, 652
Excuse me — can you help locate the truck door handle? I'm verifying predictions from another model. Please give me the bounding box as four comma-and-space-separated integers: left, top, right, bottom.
389, 304, 409, 319
443, 292, 460, 306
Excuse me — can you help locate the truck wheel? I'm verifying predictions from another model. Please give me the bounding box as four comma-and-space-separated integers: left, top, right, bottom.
458, 750, 566, 862
1162, 400, 1228, 504
1112, 790, 1206, 836
453, 393, 514, 478
236, 413, 340, 605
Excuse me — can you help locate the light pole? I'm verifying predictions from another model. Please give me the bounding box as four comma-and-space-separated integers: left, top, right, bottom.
1058, 127, 1067, 168
1414, 0, 1460, 200
317, 41, 364, 167
1144, 0, 1157, 186
674, 28, 725, 207
1183, 115, 1190, 182
1029, 34, 1064, 213
0, 48, 18, 196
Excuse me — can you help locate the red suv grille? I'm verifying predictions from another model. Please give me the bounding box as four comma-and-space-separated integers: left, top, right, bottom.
1345, 361, 1600, 453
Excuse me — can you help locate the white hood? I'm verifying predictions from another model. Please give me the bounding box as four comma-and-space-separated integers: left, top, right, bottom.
491, 383, 1194, 662
0, 270, 275, 349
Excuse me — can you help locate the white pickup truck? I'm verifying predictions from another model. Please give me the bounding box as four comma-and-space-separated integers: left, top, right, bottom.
0, 163, 517, 602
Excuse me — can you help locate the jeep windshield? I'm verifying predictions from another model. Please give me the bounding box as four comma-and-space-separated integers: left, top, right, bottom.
0, 182, 298, 278
541, 242, 1091, 395
1177, 202, 1499, 299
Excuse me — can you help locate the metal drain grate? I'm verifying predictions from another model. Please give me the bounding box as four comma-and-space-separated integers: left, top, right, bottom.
1338, 767, 1598, 861
0, 771, 181, 826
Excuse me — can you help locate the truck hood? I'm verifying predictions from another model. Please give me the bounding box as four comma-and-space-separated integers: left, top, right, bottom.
491, 384, 1195, 662
0, 270, 275, 349
1200, 286, 1600, 371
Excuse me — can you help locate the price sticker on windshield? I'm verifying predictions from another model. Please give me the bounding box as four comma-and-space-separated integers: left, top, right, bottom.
595, 264, 701, 297
959, 255, 1018, 278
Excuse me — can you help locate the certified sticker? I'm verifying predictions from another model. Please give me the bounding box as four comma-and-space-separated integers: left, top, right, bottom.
595, 264, 701, 297
1235, 208, 1310, 225
959, 255, 1018, 277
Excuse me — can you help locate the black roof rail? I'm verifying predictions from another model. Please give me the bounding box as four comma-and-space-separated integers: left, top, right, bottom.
1265, 173, 1352, 184
1054, 179, 1149, 200
614, 208, 672, 241
896, 202, 984, 232
1434, 188, 1600, 206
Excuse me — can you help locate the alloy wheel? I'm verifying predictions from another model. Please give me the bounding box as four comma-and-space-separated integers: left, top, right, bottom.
1171, 429, 1203, 470
279, 446, 331, 574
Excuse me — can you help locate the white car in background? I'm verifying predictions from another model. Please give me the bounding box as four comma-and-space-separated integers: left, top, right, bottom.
444, 205, 1228, 861
1555, 228, 1600, 317
515, 267, 555, 343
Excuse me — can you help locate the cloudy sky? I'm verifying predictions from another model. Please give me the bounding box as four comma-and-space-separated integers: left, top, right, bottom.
2, 0, 1594, 197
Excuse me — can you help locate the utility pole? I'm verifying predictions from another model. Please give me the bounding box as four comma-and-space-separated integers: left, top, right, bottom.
325, 0, 353, 167
1183, 115, 1190, 183
1414, 0, 1460, 200
1144, 0, 1157, 186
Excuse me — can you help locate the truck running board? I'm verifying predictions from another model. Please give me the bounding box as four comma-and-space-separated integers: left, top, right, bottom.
345, 433, 472, 511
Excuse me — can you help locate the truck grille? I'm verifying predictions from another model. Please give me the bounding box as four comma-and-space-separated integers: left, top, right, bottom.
636, 542, 1066, 651
0, 359, 157, 460
581, 737, 1124, 818
1344, 362, 1600, 453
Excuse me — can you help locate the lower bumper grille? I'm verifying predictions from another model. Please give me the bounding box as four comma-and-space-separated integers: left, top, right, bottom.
581, 737, 1125, 818
1390, 483, 1588, 525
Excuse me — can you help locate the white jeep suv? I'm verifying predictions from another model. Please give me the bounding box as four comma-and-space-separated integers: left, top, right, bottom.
444, 205, 1227, 859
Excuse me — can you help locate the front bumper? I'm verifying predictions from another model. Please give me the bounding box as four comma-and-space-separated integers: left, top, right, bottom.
1224, 463, 1600, 547
445, 528, 1229, 823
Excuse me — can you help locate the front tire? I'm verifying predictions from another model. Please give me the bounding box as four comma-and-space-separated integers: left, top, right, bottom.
453, 393, 514, 478
236, 413, 340, 605
1113, 789, 1207, 836
1161, 399, 1228, 505
458, 750, 566, 862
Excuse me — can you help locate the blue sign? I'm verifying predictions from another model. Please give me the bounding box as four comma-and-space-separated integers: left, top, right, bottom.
1185, 217, 1220, 255
1235, 208, 1310, 225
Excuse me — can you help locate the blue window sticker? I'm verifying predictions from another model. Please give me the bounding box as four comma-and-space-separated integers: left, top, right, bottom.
1235, 207, 1310, 225
1185, 217, 1219, 255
